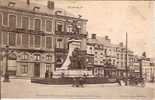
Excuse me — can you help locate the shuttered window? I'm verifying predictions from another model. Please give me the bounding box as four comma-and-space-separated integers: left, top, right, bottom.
17, 34, 21, 46
3, 12, 8, 25
46, 37, 52, 49
34, 19, 41, 31
3, 32, 8, 45
22, 16, 29, 29
9, 32, 16, 46
30, 35, 33, 47
22, 34, 29, 48
46, 20, 52, 32
34, 35, 40, 48
9, 15, 16, 29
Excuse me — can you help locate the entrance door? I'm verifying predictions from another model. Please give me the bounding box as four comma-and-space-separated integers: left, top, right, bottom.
34, 63, 40, 77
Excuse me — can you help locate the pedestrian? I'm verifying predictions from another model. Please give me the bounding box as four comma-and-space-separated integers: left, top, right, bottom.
45, 70, 49, 78
79, 77, 84, 87
61, 72, 64, 78
116, 77, 121, 86
50, 72, 53, 79
72, 77, 77, 87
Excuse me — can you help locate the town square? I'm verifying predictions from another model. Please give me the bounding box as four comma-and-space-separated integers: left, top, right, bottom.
0, 0, 155, 99
1, 78, 155, 99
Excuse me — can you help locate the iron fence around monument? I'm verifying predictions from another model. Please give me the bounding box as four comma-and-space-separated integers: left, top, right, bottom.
31, 76, 116, 85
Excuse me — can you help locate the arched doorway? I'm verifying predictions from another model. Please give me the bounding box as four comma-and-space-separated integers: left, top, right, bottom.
8, 53, 17, 76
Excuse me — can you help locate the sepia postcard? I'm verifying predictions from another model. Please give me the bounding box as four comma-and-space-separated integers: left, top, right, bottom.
0, 0, 155, 99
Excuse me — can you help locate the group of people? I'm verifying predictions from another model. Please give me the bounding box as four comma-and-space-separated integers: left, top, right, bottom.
72, 77, 85, 87
128, 75, 145, 86
45, 70, 53, 79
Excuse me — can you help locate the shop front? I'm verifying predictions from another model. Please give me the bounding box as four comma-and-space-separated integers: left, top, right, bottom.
104, 66, 117, 79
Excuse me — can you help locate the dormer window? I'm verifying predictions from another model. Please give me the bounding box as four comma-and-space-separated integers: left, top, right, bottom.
55, 10, 62, 15
8, 2, 16, 7
33, 6, 40, 11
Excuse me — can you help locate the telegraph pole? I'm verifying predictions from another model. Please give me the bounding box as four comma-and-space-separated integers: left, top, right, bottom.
125, 32, 128, 86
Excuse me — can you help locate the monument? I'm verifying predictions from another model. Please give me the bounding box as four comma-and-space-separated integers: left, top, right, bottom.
53, 17, 92, 78
53, 38, 92, 78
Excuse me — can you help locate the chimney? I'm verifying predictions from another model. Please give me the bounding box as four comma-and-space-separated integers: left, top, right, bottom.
47, 1, 54, 9
27, 0, 30, 5
119, 42, 123, 47
91, 34, 96, 39
105, 35, 109, 40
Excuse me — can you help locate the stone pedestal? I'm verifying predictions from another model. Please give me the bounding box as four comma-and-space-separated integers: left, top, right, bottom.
53, 69, 92, 78
54, 39, 92, 78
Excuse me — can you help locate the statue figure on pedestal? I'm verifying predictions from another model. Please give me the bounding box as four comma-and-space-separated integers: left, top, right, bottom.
72, 20, 80, 34
71, 15, 82, 34
68, 48, 86, 70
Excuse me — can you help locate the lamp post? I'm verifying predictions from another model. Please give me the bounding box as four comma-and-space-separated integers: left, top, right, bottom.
138, 56, 145, 79
125, 32, 128, 86
3, 45, 10, 82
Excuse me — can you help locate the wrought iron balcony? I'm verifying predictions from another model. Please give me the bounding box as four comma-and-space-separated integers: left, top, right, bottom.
55, 48, 68, 53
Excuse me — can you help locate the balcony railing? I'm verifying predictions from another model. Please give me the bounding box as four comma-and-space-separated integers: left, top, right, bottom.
55, 48, 68, 53
55, 31, 87, 38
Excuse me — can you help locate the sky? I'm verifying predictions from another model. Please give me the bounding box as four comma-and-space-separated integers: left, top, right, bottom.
32, 0, 155, 58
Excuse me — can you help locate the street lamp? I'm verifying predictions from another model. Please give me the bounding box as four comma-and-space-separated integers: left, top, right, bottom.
3, 45, 10, 82
138, 56, 145, 79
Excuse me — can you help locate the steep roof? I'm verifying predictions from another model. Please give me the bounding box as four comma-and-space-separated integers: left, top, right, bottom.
87, 36, 112, 47
0, 0, 84, 19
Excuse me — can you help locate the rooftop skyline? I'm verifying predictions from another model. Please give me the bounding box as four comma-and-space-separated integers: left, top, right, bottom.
3, 0, 155, 58
33, 0, 155, 58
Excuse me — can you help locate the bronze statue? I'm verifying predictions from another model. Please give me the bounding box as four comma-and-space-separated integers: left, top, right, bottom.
69, 48, 86, 69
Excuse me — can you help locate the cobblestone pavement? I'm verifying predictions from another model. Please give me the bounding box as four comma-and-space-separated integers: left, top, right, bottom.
1, 78, 155, 99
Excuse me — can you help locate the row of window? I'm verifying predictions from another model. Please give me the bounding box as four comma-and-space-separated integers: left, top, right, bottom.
20, 63, 52, 74
0, 12, 53, 32
94, 59, 116, 65
0, 32, 53, 49
7, 52, 52, 61
0, 12, 81, 33
94, 45, 125, 52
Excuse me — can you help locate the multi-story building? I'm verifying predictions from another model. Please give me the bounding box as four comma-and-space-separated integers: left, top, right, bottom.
115, 42, 135, 77
141, 58, 155, 81
86, 34, 135, 78
132, 55, 155, 81
87, 34, 117, 77
0, 0, 55, 78
0, 0, 88, 77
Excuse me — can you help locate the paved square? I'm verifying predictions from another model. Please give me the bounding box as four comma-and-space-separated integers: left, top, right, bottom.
1, 78, 155, 99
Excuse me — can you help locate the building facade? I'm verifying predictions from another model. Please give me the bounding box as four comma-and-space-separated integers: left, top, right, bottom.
87, 34, 117, 77
115, 42, 135, 77
0, 0, 56, 77
86, 34, 135, 78
0, 0, 88, 78
142, 59, 155, 81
